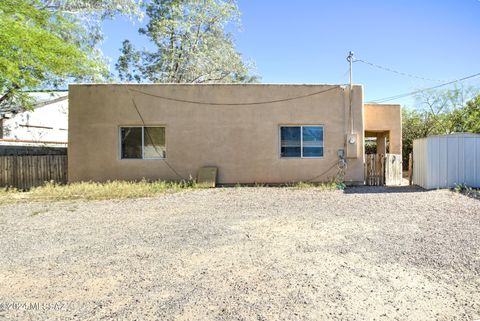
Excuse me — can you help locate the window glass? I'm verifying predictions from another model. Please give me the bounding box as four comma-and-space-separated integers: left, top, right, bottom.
280, 126, 301, 157
121, 127, 142, 159
144, 127, 166, 159
302, 126, 323, 157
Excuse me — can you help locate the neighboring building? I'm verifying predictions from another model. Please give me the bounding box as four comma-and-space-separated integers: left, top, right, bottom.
0, 91, 68, 144
68, 84, 401, 185
413, 133, 480, 189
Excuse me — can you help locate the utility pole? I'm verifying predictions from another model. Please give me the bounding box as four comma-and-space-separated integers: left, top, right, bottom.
346, 51, 354, 135
347, 51, 354, 86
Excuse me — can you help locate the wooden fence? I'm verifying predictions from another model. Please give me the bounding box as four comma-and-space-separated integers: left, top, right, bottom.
365, 154, 385, 186
365, 154, 402, 186
0, 155, 67, 189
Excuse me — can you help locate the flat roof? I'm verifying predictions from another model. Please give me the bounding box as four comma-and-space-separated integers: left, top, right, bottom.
69, 83, 361, 87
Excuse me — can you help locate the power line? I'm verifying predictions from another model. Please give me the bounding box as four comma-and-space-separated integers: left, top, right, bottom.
369, 72, 480, 103
354, 58, 445, 83
128, 85, 344, 106
126, 87, 185, 180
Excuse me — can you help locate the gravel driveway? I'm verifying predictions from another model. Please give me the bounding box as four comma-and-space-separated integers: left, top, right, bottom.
0, 186, 479, 320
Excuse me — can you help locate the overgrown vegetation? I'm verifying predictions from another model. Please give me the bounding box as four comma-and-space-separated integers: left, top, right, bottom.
402, 87, 480, 168
0, 179, 208, 204
0, 178, 347, 205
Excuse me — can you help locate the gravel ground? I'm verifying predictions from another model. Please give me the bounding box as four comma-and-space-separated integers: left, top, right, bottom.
0, 186, 479, 321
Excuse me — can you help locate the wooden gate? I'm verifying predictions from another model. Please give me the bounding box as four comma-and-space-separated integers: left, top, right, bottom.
365, 154, 402, 186
384, 154, 402, 185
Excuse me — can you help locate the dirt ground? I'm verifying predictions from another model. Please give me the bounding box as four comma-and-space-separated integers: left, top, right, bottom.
0, 186, 479, 320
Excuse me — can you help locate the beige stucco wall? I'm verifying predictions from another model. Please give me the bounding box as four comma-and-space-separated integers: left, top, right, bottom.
364, 103, 402, 154
68, 84, 365, 184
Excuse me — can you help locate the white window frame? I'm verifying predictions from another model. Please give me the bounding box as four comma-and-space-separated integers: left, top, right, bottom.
279, 125, 324, 159
119, 126, 166, 160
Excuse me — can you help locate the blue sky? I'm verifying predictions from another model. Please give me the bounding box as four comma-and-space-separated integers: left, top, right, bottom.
100, 0, 480, 107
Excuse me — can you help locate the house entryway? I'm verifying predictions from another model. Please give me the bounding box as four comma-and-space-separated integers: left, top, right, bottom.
364, 129, 402, 186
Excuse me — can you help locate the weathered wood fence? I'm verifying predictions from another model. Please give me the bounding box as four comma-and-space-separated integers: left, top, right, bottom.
365, 154, 385, 185
0, 155, 67, 189
365, 154, 402, 186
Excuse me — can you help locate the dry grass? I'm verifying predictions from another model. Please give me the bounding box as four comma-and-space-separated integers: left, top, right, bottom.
289, 181, 341, 190
0, 179, 344, 205
0, 179, 209, 204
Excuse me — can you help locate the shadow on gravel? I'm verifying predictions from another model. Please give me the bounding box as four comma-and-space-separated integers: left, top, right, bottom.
344, 185, 426, 194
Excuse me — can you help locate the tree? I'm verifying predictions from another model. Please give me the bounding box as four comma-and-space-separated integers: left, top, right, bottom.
0, 0, 98, 109
42, 0, 142, 19
451, 94, 480, 133
42, 0, 143, 66
414, 86, 478, 134
116, 0, 257, 83
401, 108, 439, 167
0, 0, 142, 111
401, 87, 480, 167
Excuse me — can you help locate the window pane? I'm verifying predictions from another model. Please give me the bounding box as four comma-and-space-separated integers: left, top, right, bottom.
303, 147, 324, 157
281, 127, 301, 157
302, 126, 323, 157
121, 127, 142, 159
144, 127, 166, 159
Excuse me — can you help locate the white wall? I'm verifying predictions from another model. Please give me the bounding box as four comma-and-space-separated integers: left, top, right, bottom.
2, 93, 68, 143
413, 134, 480, 189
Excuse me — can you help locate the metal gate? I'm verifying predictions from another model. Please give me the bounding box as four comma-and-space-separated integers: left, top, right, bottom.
365, 154, 402, 186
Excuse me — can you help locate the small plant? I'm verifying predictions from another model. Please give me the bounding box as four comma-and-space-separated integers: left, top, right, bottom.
335, 182, 346, 190
453, 184, 480, 200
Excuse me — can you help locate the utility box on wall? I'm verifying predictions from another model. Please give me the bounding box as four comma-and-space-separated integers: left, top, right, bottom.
345, 133, 358, 159
413, 133, 480, 189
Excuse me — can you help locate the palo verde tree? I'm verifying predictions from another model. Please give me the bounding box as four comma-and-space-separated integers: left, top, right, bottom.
0, 0, 142, 111
401, 86, 480, 167
414, 86, 479, 135
116, 0, 257, 83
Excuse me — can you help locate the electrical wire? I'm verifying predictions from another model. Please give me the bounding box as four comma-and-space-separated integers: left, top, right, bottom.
354, 58, 445, 82
369, 72, 480, 103
305, 159, 345, 183
128, 85, 344, 106
125, 87, 185, 180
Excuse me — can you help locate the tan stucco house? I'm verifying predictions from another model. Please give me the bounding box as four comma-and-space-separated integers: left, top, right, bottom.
68, 84, 401, 185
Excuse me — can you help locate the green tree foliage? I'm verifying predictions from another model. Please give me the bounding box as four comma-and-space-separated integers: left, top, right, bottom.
116, 0, 257, 83
0, 0, 95, 108
465, 95, 480, 132
0, 0, 142, 111
402, 87, 480, 167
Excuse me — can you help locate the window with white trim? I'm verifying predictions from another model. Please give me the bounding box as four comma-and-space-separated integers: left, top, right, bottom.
120, 126, 166, 159
280, 126, 324, 158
